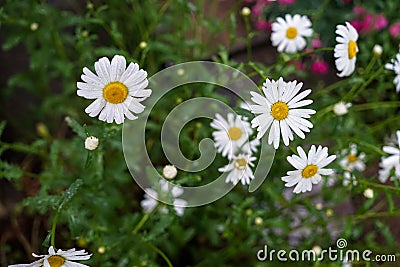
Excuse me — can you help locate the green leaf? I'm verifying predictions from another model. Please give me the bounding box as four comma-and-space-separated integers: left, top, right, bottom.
65, 117, 86, 138
0, 121, 6, 137
59, 179, 83, 210
0, 160, 23, 180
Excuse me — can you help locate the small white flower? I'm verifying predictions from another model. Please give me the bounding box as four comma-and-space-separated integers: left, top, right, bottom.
333, 101, 352, 116
84, 136, 99, 150
385, 52, 400, 93
339, 143, 366, 172
271, 14, 313, 53
139, 41, 147, 49
30, 22, 39, 31
343, 172, 358, 186
141, 179, 187, 216
378, 130, 400, 183
210, 113, 253, 159
373, 44, 383, 56
9, 246, 91, 267
218, 153, 256, 185
363, 188, 374, 199
334, 22, 359, 77
162, 165, 177, 179
77, 55, 152, 124
282, 145, 336, 194
250, 77, 316, 149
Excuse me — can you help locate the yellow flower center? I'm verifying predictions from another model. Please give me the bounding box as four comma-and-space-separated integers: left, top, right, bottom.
302, 164, 318, 178
235, 158, 247, 170
271, 101, 289, 120
103, 82, 128, 104
286, 27, 298, 39
347, 154, 358, 163
228, 127, 243, 141
46, 255, 65, 267
348, 40, 357, 59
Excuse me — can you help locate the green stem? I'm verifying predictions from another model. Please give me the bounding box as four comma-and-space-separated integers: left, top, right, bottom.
243, 15, 252, 60
313, 79, 348, 98
352, 101, 400, 111
293, 47, 334, 59
132, 212, 150, 234
50, 208, 62, 248
148, 243, 174, 267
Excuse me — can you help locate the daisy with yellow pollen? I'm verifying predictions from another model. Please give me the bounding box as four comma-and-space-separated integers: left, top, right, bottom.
339, 143, 366, 172
77, 55, 151, 124
271, 14, 313, 53
210, 113, 254, 159
8, 246, 91, 267
282, 145, 336, 194
250, 77, 316, 149
334, 22, 359, 77
218, 153, 256, 185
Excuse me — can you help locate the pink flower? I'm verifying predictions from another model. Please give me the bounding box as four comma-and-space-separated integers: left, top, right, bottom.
389, 22, 400, 37
353, 6, 365, 16
290, 60, 304, 71
251, 4, 263, 16
350, 20, 364, 33
255, 20, 271, 31
311, 60, 329, 74
311, 39, 322, 49
361, 13, 374, 33
278, 0, 295, 4
374, 14, 388, 30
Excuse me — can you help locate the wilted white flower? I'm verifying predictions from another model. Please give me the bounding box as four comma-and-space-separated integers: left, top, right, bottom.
218, 153, 256, 185
339, 143, 366, 172
84, 136, 99, 150
141, 179, 187, 216
8, 246, 91, 267
333, 101, 352, 116
343, 172, 358, 186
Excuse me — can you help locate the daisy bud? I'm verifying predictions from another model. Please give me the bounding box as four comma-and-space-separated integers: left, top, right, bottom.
245, 209, 253, 216
85, 136, 99, 151
363, 188, 374, 199
30, 22, 39, 31
326, 208, 334, 217
312, 245, 322, 256
241, 7, 251, 16
373, 44, 383, 57
139, 41, 147, 49
315, 203, 323, 210
333, 101, 352, 116
98, 246, 106, 254
82, 30, 89, 37
163, 165, 177, 179
255, 217, 263, 225
177, 68, 185, 76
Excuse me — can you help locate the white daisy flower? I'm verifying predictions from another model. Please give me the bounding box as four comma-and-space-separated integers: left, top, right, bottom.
141, 179, 187, 216
9, 246, 91, 267
334, 22, 359, 77
77, 55, 152, 124
271, 14, 313, 53
218, 153, 256, 185
385, 52, 400, 93
282, 145, 336, 194
343, 171, 358, 186
339, 143, 366, 172
210, 113, 253, 159
250, 77, 316, 149
378, 130, 400, 183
